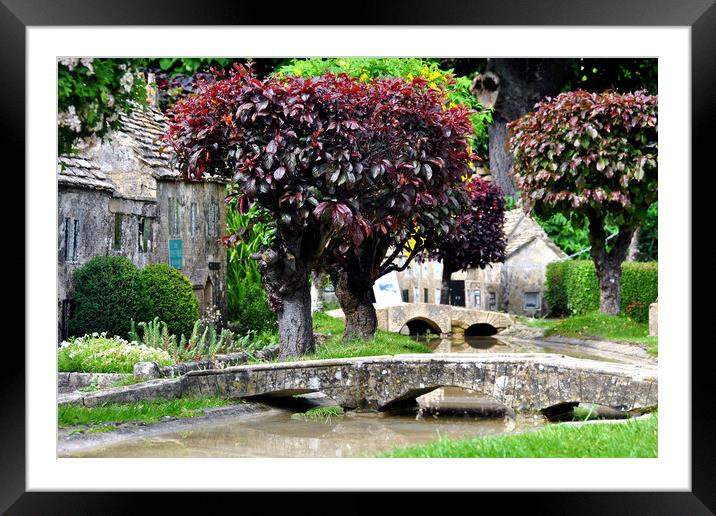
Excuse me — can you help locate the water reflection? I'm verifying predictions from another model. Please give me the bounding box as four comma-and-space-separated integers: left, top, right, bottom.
65, 410, 543, 458
417, 335, 621, 362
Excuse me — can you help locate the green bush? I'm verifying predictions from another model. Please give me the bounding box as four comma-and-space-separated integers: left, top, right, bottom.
545, 260, 657, 322
544, 260, 569, 316
139, 264, 199, 338
230, 281, 278, 336
67, 256, 149, 339
620, 262, 658, 323
58, 332, 174, 373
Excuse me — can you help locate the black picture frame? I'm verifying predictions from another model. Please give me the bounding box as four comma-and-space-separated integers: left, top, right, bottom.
3, 0, 710, 513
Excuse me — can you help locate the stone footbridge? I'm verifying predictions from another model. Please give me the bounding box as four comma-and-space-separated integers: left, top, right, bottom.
160, 354, 657, 413
374, 304, 514, 336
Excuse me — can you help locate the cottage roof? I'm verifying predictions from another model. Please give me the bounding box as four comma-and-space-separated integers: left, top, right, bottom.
57, 155, 115, 192
58, 104, 226, 189
503, 208, 567, 259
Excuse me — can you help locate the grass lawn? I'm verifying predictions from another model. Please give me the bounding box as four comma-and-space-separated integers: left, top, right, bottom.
58, 396, 238, 428
256, 312, 431, 363
378, 412, 657, 458
521, 312, 658, 357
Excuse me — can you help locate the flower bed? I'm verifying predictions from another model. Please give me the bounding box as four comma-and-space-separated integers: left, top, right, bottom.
58, 333, 174, 374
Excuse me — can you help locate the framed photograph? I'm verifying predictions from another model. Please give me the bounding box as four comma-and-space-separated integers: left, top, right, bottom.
5, 0, 710, 512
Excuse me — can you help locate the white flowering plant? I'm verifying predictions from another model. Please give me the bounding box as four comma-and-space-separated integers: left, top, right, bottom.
58, 332, 174, 373
58, 58, 148, 155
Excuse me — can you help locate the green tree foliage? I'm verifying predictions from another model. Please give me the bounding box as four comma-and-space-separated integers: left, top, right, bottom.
58, 58, 147, 156
565, 58, 658, 95
139, 264, 199, 339
225, 201, 278, 334
67, 256, 150, 339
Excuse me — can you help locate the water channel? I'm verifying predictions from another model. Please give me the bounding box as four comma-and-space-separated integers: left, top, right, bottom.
61, 333, 631, 458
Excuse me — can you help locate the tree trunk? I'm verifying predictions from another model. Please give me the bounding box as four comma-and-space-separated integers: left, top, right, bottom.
276, 279, 315, 358
481, 59, 572, 195
626, 226, 641, 261
440, 266, 453, 305
594, 258, 622, 315
311, 271, 326, 313
334, 272, 377, 341
587, 215, 636, 316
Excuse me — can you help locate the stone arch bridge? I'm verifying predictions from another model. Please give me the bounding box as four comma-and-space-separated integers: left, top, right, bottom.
177, 354, 657, 413
375, 304, 514, 336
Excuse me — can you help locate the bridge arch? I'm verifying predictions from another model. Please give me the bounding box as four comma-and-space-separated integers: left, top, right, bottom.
465, 323, 499, 337
401, 317, 443, 336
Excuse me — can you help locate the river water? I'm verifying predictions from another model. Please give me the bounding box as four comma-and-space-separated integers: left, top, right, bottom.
61, 334, 623, 458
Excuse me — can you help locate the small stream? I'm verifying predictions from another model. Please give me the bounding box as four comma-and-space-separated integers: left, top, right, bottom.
67, 407, 545, 458
61, 333, 632, 458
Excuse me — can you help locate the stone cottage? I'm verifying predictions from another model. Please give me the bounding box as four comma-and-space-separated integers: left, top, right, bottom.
57, 104, 227, 340
395, 208, 567, 317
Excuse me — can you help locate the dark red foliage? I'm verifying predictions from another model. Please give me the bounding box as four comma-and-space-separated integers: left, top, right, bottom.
165, 61, 476, 277
428, 176, 506, 274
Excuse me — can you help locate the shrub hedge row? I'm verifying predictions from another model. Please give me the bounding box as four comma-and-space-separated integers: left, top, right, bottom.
545, 260, 657, 323
68, 257, 199, 339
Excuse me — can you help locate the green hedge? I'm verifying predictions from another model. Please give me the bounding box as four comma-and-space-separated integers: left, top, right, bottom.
139, 264, 199, 338
545, 260, 657, 323
68, 256, 150, 339
68, 257, 200, 340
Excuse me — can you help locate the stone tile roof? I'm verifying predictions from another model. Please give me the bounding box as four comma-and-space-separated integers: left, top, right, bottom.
503, 208, 567, 259
118, 105, 226, 183
118, 106, 177, 179
57, 155, 115, 191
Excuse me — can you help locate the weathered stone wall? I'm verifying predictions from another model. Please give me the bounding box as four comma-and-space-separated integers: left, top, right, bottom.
500, 239, 557, 317
86, 131, 159, 200
154, 179, 228, 320
62, 355, 657, 414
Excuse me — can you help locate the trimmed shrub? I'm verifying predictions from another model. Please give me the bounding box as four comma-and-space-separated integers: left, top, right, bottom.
139, 264, 199, 339
563, 261, 601, 316
58, 332, 174, 373
230, 281, 278, 336
545, 260, 657, 323
67, 256, 149, 339
544, 260, 569, 316
620, 262, 658, 323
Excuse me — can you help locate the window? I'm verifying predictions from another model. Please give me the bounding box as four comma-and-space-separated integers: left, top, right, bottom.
488, 291, 497, 310
524, 292, 541, 310
138, 218, 151, 253
401, 289, 409, 302
473, 290, 481, 309
64, 217, 79, 262
207, 202, 219, 237
113, 213, 123, 251
168, 197, 180, 237
190, 203, 198, 236
424, 288, 429, 303
169, 239, 183, 270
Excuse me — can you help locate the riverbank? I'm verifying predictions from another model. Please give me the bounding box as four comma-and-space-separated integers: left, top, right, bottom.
378, 411, 658, 458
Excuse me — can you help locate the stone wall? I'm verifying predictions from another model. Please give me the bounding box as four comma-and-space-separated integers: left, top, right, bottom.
61, 354, 658, 414
154, 179, 228, 320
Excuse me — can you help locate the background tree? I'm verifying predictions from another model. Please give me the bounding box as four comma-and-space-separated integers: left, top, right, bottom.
314, 75, 478, 340
428, 177, 506, 305
58, 58, 148, 155
471, 58, 572, 197
509, 90, 657, 314
165, 64, 475, 354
